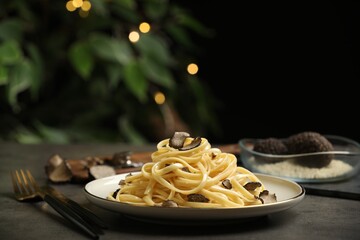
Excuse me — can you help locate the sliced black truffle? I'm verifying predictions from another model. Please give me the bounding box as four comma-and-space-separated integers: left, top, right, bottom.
244, 182, 262, 191
259, 190, 277, 204
182, 167, 190, 173
179, 137, 202, 151
111, 151, 132, 167
222, 179, 232, 189
169, 132, 190, 149
253, 138, 287, 163
187, 194, 209, 203
45, 154, 73, 183
112, 188, 120, 198
89, 165, 116, 179
286, 131, 334, 168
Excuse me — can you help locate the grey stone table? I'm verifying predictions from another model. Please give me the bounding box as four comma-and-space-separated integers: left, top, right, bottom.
1, 143, 359, 240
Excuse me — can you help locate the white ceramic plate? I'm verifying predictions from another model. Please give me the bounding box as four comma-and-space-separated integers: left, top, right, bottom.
84, 172, 305, 223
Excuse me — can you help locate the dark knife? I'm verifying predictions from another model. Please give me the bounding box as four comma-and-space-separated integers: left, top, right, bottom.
42, 186, 107, 233
301, 185, 360, 201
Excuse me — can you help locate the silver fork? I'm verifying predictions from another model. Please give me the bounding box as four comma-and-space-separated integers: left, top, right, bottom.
11, 169, 99, 240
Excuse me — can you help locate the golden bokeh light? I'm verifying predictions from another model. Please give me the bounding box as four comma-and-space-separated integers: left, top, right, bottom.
154, 91, 166, 105
66, 0, 91, 13
72, 0, 83, 8
187, 63, 199, 75
139, 22, 151, 33
81, 1, 92, 11
66, 1, 76, 12
79, 9, 89, 18
129, 31, 140, 43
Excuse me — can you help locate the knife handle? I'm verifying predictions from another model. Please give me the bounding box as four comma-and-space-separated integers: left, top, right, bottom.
43, 186, 107, 231
64, 198, 107, 230
43, 193, 99, 239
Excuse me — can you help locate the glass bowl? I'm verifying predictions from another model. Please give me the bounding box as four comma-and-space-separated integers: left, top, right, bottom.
238, 135, 360, 183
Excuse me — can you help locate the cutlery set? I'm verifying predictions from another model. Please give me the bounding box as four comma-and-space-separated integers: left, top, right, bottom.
11, 169, 105, 239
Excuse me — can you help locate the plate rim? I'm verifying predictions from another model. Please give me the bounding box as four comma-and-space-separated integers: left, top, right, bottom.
84, 172, 305, 221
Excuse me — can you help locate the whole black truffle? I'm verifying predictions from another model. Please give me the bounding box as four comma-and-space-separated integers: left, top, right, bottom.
253, 138, 288, 163
286, 131, 334, 168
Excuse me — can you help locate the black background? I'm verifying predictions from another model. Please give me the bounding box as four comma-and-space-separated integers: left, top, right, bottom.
180, 1, 360, 144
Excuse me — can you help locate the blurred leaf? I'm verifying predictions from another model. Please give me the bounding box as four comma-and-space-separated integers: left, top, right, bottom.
113, 9, 140, 23
89, 34, 133, 64
144, 0, 168, 20
186, 75, 219, 133
13, 127, 43, 144
7, 59, 32, 107
187, 75, 211, 121
0, 0, 217, 144
135, 34, 173, 65
165, 24, 194, 49
69, 41, 94, 79
112, 0, 139, 23
64, 127, 112, 143
188, 75, 205, 99
44, 33, 68, 60
90, 0, 109, 16
118, 116, 147, 144
8, 1, 34, 21
139, 56, 175, 89
27, 43, 43, 98
175, 10, 214, 38
0, 19, 23, 41
115, 0, 136, 9
71, 99, 113, 126
105, 63, 123, 88
34, 122, 70, 144
123, 60, 148, 102
0, 65, 8, 85
0, 40, 22, 65
89, 77, 108, 97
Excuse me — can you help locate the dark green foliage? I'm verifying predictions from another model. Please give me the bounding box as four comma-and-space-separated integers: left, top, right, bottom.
0, 0, 218, 143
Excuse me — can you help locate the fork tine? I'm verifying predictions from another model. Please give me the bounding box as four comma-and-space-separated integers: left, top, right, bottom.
26, 170, 41, 192
15, 170, 27, 194
20, 169, 36, 195
11, 171, 21, 196
21, 169, 37, 194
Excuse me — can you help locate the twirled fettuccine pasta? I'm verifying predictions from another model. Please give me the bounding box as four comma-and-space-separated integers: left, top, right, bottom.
108, 137, 265, 208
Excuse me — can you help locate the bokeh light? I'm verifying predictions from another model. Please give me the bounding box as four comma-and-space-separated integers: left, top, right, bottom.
79, 9, 89, 18
81, 1, 92, 11
187, 63, 199, 75
72, 0, 83, 8
139, 22, 151, 33
66, 0, 91, 14
66, 1, 76, 12
154, 91, 166, 105
129, 31, 140, 43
